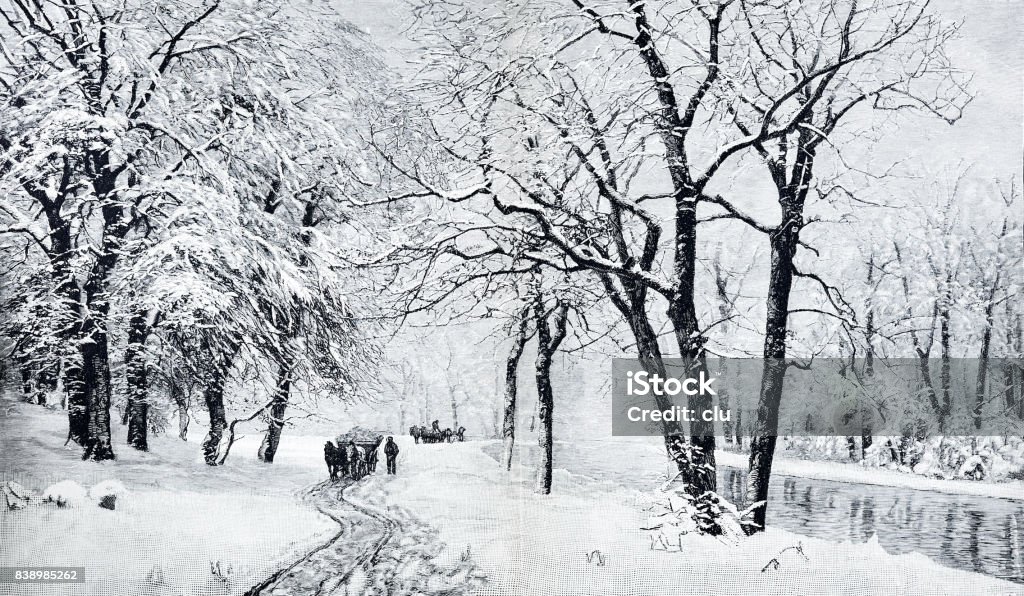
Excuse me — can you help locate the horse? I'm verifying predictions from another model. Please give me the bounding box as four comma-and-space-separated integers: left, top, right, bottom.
324, 442, 338, 480
410, 425, 421, 444
345, 442, 360, 478
416, 425, 437, 444
423, 426, 443, 444
324, 441, 348, 481
443, 428, 454, 443
455, 426, 466, 442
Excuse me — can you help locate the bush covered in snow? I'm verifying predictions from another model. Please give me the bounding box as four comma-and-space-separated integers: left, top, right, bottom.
780, 436, 1024, 481
640, 487, 756, 549
39, 479, 129, 510
42, 480, 88, 508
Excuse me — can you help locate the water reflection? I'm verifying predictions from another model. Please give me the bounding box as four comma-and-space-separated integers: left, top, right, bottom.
720, 466, 1024, 584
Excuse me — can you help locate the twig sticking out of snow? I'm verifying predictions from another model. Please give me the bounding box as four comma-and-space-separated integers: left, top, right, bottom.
761, 542, 809, 573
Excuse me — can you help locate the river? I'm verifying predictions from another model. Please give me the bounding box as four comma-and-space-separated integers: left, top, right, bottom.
485, 439, 1024, 584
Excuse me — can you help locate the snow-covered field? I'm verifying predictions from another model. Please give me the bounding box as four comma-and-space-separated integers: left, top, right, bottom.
354, 437, 1023, 595
0, 397, 335, 595
3, 396, 1023, 595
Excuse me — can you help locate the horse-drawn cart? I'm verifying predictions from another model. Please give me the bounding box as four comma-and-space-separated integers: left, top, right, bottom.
324, 427, 385, 481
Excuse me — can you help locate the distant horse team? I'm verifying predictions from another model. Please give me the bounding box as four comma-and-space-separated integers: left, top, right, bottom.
410, 420, 466, 444
324, 435, 382, 481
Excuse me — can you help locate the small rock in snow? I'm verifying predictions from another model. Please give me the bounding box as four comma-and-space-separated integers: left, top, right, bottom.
90, 480, 128, 511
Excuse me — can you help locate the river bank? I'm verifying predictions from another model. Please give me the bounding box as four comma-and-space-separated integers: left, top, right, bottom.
715, 450, 1024, 502
361, 438, 1022, 594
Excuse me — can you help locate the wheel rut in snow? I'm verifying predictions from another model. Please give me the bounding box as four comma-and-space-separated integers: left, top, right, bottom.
243, 479, 397, 596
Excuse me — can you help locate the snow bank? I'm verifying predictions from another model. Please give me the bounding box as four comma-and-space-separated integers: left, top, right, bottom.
356, 438, 1021, 595
716, 449, 1024, 501
780, 436, 1024, 484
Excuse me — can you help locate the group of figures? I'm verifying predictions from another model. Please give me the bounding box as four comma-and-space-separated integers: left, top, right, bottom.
323, 435, 381, 481
410, 420, 466, 444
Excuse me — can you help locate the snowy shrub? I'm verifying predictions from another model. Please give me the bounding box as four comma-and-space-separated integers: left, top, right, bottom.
641, 488, 753, 549
42, 480, 87, 508
1007, 467, 1024, 481
782, 435, 1024, 482
654, 438, 740, 537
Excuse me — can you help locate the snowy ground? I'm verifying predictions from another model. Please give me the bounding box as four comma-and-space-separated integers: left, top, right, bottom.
355, 437, 1023, 595
0, 397, 336, 596
3, 396, 1022, 595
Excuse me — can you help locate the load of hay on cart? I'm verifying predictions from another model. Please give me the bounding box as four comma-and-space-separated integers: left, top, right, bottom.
323, 427, 385, 481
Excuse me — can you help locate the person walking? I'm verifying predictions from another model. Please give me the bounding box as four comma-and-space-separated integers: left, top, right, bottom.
384, 436, 400, 475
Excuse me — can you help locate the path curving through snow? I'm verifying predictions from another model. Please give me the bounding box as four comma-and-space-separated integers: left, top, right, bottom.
243, 477, 481, 596
243, 479, 398, 596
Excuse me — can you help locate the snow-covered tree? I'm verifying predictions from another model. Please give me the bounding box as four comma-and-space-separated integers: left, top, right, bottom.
0, 0, 392, 461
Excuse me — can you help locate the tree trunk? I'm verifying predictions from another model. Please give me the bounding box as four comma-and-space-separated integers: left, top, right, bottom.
711, 251, 736, 445
173, 383, 190, 441
64, 358, 89, 446
449, 387, 459, 430
975, 271, 1000, 430
664, 194, 717, 497
667, 304, 716, 499
606, 13, 716, 493
734, 402, 743, 450
39, 208, 89, 445
535, 364, 554, 495
201, 355, 231, 466
532, 298, 567, 495
125, 310, 152, 451
258, 363, 291, 464
939, 282, 952, 428
80, 329, 115, 461
719, 359, 732, 445
1016, 313, 1024, 420
603, 275, 694, 477
745, 211, 799, 535
862, 256, 876, 458
74, 171, 127, 461
502, 309, 530, 471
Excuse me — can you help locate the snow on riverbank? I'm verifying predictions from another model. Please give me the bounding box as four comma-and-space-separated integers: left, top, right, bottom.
0, 397, 335, 595
716, 450, 1024, 502
357, 438, 1021, 595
